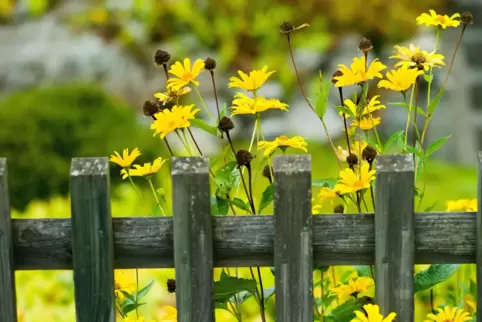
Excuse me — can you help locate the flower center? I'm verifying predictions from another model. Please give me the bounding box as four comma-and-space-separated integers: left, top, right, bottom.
279, 136, 289, 141
436, 16, 446, 24
411, 52, 426, 64
182, 72, 194, 81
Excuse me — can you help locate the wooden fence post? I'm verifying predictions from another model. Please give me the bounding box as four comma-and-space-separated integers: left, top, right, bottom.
273, 155, 313, 322
172, 157, 213, 322
0, 159, 17, 322
375, 154, 415, 321
477, 151, 482, 321
70, 157, 115, 321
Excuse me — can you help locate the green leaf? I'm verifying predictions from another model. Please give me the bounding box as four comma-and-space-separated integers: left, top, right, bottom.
384, 130, 405, 153
314, 72, 332, 119
215, 161, 240, 191
119, 290, 135, 303
219, 103, 228, 119
258, 184, 274, 213
263, 287, 276, 301
405, 144, 425, 159
326, 298, 358, 321
312, 178, 338, 188
423, 73, 434, 83
427, 89, 445, 115
228, 197, 251, 213
135, 280, 154, 301
353, 265, 373, 278
121, 302, 145, 315
214, 271, 258, 303
424, 201, 439, 212
211, 195, 229, 216
426, 135, 451, 157
389, 102, 426, 117
190, 118, 218, 137
333, 105, 355, 118
414, 264, 460, 293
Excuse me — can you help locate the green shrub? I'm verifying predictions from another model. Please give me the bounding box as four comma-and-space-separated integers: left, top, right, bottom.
0, 84, 161, 210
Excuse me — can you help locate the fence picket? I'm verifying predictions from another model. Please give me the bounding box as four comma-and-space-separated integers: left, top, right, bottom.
70, 157, 115, 321
375, 154, 415, 321
477, 152, 482, 321
172, 157, 213, 322
0, 159, 17, 322
274, 155, 313, 322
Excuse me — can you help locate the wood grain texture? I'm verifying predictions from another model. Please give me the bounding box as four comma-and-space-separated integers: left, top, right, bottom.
70, 157, 115, 322
477, 151, 482, 321
375, 154, 415, 321
274, 155, 313, 322
171, 157, 213, 322
11, 211, 477, 270
0, 159, 17, 322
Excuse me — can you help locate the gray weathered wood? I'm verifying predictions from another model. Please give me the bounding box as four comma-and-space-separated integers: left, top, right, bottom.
375, 155, 415, 321
11, 211, 478, 269
0, 159, 17, 322
172, 157, 213, 322
477, 151, 482, 321
70, 158, 115, 322
274, 155, 313, 322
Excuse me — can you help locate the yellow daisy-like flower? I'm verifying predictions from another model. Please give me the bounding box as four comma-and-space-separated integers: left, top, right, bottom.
351, 117, 381, 130
318, 187, 339, 201
334, 56, 387, 87
378, 65, 424, 92
167, 58, 204, 91
231, 93, 288, 115
334, 162, 376, 194
151, 105, 200, 139
351, 304, 397, 322
154, 87, 192, 106
109, 148, 141, 168
114, 270, 136, 300
330, 277, 374, 300
123, 317, 156, 322
424, 306, 472, 322
121, 157, 166, 179
343, 96, 386, 118
257, 136, 307, 156
446, 199, 477, 212
391, 44, 445, 71
417, 10, 461, 29
228, 66, 275, 92
161, 306, 178, 322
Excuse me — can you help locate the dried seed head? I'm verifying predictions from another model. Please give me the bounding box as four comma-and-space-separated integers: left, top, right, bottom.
346, 153, 359, 167
262, 165, 273, 182
166, 279, 176, 293
359, 37, 373, 53
204, 57, 217, 70
154, 49, 171, 65
280, 21, 295, 34
362, 146, 377, 164
334, 204, 344, 214
236, 149, 254, 168
461, 11, 473, 26
143, 100, 160, 118
332, 70, 343, 85
218, 116, 234, 133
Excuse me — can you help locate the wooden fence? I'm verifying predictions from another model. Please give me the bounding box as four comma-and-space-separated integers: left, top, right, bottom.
0, 153, 481, 322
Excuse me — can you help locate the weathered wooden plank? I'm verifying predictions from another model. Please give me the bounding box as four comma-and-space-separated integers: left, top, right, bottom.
11, 212, 477, 269
0, 159, 17, 322
70, 158, 115, 322
274, 155, 313, 322
477, 151, 482, 321
375, 155, 415, 321
172, 157, 213, 322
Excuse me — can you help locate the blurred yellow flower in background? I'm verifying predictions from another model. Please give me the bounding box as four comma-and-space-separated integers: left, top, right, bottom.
378, 65, 424, 92
424, 306, 471, 322
464, 293, 476, 315
351, 117, 381, 130
330, 277, 374, 299
167, 58, 204, 90
114, 270, 136, 300
123, 317, 156, 322
110, 148, 141, 168
151, 105, 200, 139
334, 162, 376, 194
154, 87, 192, 106
417, 10, 461, 28
352, 304, 397, 322
446, 199, 477, 212
333, 56, 386, 87
231, 93, 288, 115
228, 66, 275, 92
121, 157, 167, 179
160, 306, 178, 322
391, 44, 445, 71
257, 136, 307, 155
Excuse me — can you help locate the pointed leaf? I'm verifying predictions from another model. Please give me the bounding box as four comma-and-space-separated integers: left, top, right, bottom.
424, 201, 439, 212
121, 302, 145, 315
135, 280, 154, 301
426, 135, 451, 157
326, 298, 358, 321
215, 161, 240, 190
214, 275, 258, 303
190, 118, 218, 137
427, 89, 445, 115
414, 264, 460, 293
119, 290, 135, 303
258, 184, 274, 213
353, 265, 373, 278
423, 73, 434, 83
211, 195, 229, 216
314, 72, 332, 119
228, 197, 251, 213
333, 105, 355, 118
384, 130, 405, 153
312, 178, 338, 188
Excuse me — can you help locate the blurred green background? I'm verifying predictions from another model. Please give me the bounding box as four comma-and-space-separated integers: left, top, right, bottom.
1, 0, 480, 321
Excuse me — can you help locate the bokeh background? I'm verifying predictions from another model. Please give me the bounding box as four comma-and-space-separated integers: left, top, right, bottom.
1, 0, 481, 321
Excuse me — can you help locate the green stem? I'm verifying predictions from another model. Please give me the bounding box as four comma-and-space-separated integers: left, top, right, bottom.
176, 130, 192, 155
426, 28, 440, 111
404, 84, 416, 151
193, 85, 214, 122
256, 114, 274, 185
135, 268, 139, 318
147, 178, 166, 216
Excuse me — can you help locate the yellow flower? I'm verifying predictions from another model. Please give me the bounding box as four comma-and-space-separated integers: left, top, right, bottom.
167, 58, 204, 91
122, 157, 166, 179
351, 117, 381, 130
312, 204, 322, 214
351, 140, 369, 159
334, 56, 387, 87
318, 187, 339, 201
257, 136, 307, 156
154, 87, 192, 105
378, 65, 424, 92
424, 306, 472, 322
391, 44, 445, 71
334, 162, 376, 194
446, 199, 477, 212
114, 270, 136, 300
231, 93, 288, 115
123, 317, 156, 322
330, 277, 374, 299
417, 10, 461, 29
228, 66, 275, 92
151, 105, 200, 139
161, 306, 178, 322
343, 96, 386, 118
351, 304, 397, 322
109, 148, 141, 168
464, 293, 476, 314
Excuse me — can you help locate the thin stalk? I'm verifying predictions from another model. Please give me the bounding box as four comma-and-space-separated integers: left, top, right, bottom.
162, 64, 169, 81
235, 119, 258, 196
368, 114, 382, 149
426, 28, 440, 110
430, 288, 435, 314
176, 130, 192, 155
193, 85, 214, 122
404, 83, 416, 151
164, 138, 174, 156
413, 75, 421, 147
147, 177, 166, 216
187, 128, 203, 156
320, 271, 324, 321
126, 173, 152, 216
338, 87, 351, 154
135, 269, 139, 318
401, 91, 421, 141
209, 69, 227, 163
249, 267, 267, 322
256, 114, 274, 184
369, 265, 375, 280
